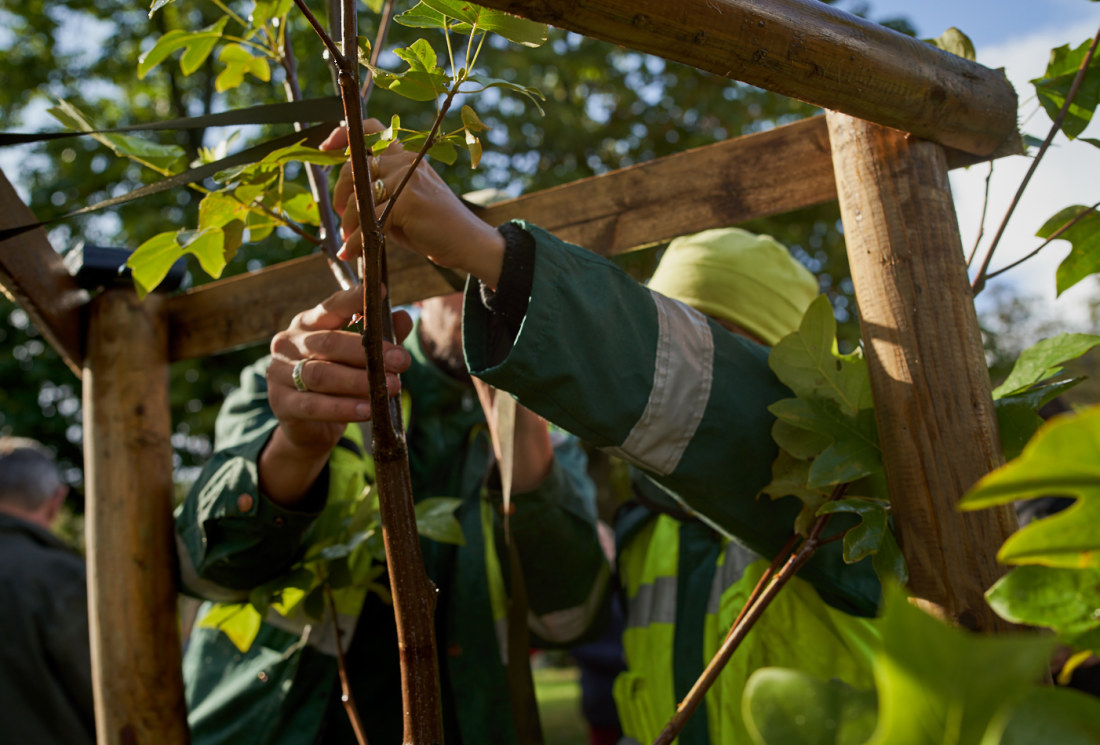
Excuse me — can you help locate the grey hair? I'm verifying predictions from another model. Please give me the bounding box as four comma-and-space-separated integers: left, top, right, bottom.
0, 436, 63, 510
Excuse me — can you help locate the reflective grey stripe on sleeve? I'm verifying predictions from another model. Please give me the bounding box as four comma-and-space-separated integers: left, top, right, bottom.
624, 574, 678, 629
526, 562, 612, 646
604, 291, 714, 476
706, 540, 761, 616
175, 532, 251, 603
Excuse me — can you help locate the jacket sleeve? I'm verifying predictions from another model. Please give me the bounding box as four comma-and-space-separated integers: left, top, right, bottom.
485, 430, 610, 646
176, 357, 329, 597
463, 222, 880, 615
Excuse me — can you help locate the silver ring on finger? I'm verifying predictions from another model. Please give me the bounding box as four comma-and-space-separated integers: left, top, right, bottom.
292, 358, 312, 393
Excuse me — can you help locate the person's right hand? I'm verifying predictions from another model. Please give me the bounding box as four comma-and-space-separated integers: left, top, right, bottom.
259, 287, 413, 505
323, 121, 507, 289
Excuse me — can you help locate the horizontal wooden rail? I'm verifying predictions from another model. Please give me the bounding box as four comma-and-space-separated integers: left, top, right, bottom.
164, 115, 993, 361
473, 0, 1021, 157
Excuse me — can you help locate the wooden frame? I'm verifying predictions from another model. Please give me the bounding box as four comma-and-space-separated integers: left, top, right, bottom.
0, 0, 1026, 740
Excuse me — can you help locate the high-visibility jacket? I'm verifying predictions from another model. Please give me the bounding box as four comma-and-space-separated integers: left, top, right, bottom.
613, 507, 879, 745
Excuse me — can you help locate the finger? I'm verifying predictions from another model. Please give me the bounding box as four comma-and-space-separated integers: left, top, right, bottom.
342, 190, 361, 240
392, 309, 413, 345
364, 117, 385, 135
270, 354, 407, 399
334, 161, 354, 217
338, 226, 363, 263
290, 287, 367, 332
320, 125, 349, 152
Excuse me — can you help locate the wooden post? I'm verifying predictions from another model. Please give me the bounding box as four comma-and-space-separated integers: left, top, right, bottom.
83, 288, 189, 744
825, 112, 1019, 632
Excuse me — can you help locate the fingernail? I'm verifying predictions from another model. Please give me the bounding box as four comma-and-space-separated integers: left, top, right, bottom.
355, 403, 372, 420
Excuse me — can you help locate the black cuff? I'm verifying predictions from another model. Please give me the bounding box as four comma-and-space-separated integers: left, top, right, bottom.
480, 222, 535, 365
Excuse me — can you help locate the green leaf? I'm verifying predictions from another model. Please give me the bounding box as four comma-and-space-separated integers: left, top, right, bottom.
992, 331, 1100, 397
771, 418, 831, 460
402, 133, 460, 164
215, 43, 271, 93
148, 0, 176, 18
461, 104, 488, 132
924, 27, 976, 61
1001, 685, 1100, 745
395, 3, 449, 30
138, 17, 228, 78
769, 296, 873, 414
370, 66, 450, 102
463, 74, 546, 115
472, 11, 548, 47
47, 100, 186, 172
250, 0, 293, 30
986, 565, 1100, 651
198, 191, 249, 231
395, 38, 441, 74
994, 378, 1081, 460
415, 497, 466, 545
861, 587, 1056, 745
961, 406, 1100, 568
420, 0, 481, 25
126, 231, 184, 297
180, 228, 230, 279
197, 603, 263, 653
871, 528, 908, 588
817, 498, 890, 564
1031, 40, 1100, 139
743, 668, 878, 745
1036, 205, 1100, 296
769, 397, 881, 488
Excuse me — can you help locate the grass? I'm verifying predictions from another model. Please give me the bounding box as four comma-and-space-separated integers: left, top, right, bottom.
534, 664, 589, 745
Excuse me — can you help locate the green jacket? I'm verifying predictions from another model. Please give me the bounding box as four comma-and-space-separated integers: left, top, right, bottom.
464, 221, 880, 616
176, 320, 608, 745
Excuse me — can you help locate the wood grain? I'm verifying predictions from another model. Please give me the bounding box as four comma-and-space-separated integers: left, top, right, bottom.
0, 170, 90, 375
472, 0, 1020, 157
83, 289, 189, 744
827, 111, 1018, 632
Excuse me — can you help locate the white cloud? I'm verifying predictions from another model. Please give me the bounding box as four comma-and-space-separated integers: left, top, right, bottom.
952, 17, 1099, 334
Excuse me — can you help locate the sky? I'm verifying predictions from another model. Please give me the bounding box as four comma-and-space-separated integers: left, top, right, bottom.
848, 0, 1099, 336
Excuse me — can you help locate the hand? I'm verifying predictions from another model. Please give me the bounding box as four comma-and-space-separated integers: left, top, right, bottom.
260, 286, 413, 505
322, 122, 507, 288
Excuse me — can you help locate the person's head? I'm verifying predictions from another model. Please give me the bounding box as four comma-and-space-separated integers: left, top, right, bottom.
0, 436, 68, 528
647, 227, 818, 345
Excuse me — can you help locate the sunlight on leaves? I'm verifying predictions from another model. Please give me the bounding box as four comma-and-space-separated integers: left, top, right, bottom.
986, 565, 1100, 655
1031, 39, 1100, 140
992, 331, 1100, 397
961, 406, 1100, 568
924, 27, 976, 61
216, 44, 271, 93
861, 587, 1055, 745
138, 17, 229, 78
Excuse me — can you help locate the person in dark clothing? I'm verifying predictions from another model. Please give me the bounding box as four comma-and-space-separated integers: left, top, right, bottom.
0, 436, 95, 745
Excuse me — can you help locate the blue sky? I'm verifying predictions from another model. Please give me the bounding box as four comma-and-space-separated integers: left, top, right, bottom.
854, 0, 1095, 47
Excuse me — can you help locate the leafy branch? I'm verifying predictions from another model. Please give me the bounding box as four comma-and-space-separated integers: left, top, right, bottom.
971, 24, 1100, 295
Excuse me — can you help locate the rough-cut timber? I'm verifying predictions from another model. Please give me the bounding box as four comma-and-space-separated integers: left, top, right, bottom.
826, 111, 1019, 632
473, 0, 1020, 157
164, 114, 1000, 361
0, 169, 89, 375
83, 289, 189, 744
